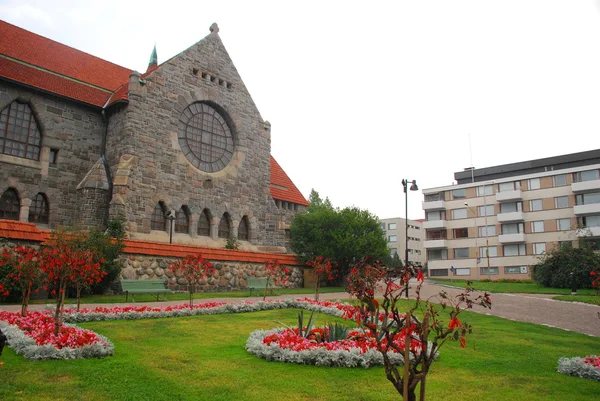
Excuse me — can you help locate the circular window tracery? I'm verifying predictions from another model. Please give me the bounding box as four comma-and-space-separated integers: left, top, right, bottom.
178, 102, 234, 173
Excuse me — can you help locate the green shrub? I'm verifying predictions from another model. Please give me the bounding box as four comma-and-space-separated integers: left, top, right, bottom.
532, 243, 600, 289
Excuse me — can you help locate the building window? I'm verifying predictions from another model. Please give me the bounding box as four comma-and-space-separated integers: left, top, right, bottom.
557, 218, 571, 231
178, 102, 234, 173
424, 192, 444, 202
576, 192, 600, 205
427, 249, 448, 260
455, 268, 470, 276
218, 213, 231, 238
528, 178, 540, 190
426, 230, 447, 240
238, 216, 250, 240
0, 102, 42, 160
0, 188, 20, 220
498, 181, 520, 192
555, 196, 569, 209
454, 227, 469, 238
28, 193, 49, 224
478, 225, 496, 236
150, 202, 167, 231
505, 266, 527, 274
573, 169, 600, 182
175, 206, 190, 233
197, 209, 211, 236
426, 210, 445, 221
531, 221, 544, 233
452, 188, 466, 199
452, 208, 467, 219
582, 215, 600, 228
553, 174, 567, 187
454, 248, 470, 258
504, 244, 526, 256
478, 205, 494, 217
533, 242, 546, 255
480, 267, 499, 275
430, 269, 449, 277
479, 246, 497, 258
49, 148, 59, 165
529, 199, 542, 211
500, 202, 522, 213
389, 248, 397, 257
388, 235, 397, 242
585, 238, 600, 250
559, 241, 573, 249
388, 223, 396, 230
477, 185, 493, 197
502, 223, 524, 234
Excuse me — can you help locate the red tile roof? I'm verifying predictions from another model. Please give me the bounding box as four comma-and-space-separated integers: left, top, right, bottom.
0, 21, 307, 206
0, 220, 301, 265
270, 156, 309, 206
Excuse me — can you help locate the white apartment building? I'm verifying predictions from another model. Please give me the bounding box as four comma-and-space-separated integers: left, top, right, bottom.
380, 217, 425, 267
422, 149, 600, 280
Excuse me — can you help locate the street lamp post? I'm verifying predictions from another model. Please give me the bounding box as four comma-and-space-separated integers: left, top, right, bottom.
464, 202, 481, 280
166, 210, 177, 244
402, 179, 418, 298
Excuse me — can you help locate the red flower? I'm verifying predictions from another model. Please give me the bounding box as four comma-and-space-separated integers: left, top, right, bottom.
460, 337, 466, 348
417, 270, 425, 282
448, 317, 461, 330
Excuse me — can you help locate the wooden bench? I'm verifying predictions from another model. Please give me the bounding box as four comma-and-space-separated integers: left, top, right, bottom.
121, 279, 170, 302
247, 277, 282, 297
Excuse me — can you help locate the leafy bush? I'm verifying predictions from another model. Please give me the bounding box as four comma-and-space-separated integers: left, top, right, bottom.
532, 243, 600, 289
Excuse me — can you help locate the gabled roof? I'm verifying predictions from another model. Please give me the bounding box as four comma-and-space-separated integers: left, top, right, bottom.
0, 20, 307, 206
270, 156, 309, 206
0, 20, 131, 107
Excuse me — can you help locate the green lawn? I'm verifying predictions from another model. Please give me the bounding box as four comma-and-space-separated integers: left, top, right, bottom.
1, 307, 599, 400
429, 279, 597, 296
10, 286, 346, 306
553, 295, 600, 306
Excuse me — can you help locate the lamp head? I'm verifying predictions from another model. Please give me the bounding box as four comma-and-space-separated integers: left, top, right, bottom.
409, 180, 418, 191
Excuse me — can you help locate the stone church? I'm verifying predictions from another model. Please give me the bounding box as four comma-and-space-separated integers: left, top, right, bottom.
0, 20, 308, 253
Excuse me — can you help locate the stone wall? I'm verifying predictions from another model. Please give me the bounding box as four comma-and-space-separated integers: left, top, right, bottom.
0, 81, 105, 228
119, 255, 304, 291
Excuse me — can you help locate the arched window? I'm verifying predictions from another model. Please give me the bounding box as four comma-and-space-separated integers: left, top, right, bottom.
151, 201, 167, 231
218, 213, 231, 238
29, 193, 49, 224
0, 188, 20, 220
0, 102, 42, 160
197, 209, 211, 236
175, 206, 190, 233
238, 215, 250, 241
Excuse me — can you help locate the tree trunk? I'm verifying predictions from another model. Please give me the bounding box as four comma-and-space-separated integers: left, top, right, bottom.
263, 276, 270, 301
190, 287, 194, 307
315, 280, 320, 301
76, 283, 82, 312
54, 281, 66, 336
419, 376, 426, 401
21, 287, 31, 317
403, 311, 411, 401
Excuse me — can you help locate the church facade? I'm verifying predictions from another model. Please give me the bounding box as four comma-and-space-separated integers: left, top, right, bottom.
0, 21, 308, 253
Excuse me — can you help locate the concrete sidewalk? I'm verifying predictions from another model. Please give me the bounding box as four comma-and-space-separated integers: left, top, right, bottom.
1, 281, 599, 337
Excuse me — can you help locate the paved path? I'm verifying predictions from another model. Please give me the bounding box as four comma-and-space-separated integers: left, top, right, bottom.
1, 281, 599, 337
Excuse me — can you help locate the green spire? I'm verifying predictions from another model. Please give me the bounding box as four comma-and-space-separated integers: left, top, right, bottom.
148, 44, 157, 68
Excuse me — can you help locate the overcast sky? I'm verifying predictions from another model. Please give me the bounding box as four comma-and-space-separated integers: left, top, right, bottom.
2, 0, 600, 220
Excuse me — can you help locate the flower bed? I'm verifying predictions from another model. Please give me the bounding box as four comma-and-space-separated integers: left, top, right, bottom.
557, 355, 600, 382
0, 311, 113, 360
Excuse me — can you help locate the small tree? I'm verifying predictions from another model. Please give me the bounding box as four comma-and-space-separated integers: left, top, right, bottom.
346, 257, 491, 401
306, 256, 337, 301
532, 240, 600, 288
263, 260, 289, 301
41, 231, 102, 335
0, 246, 44, 316
169, 253, 215, 306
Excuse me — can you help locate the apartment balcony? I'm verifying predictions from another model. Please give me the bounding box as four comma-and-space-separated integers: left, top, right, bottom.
576, 226, 600, 238
495, 189, 523, 202
498, 233, 526, 243
423, 220, 447, 230
422, 200, 446, 211
497, 211, 524, 223
423, 239, 448, 249
571, 180, 600, 194
573, 203, 600, 216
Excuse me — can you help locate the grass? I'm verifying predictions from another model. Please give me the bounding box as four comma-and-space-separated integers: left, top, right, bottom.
429, 279, 597, 296
553, 295, 600, 305
1, 306, 599, 400
9, 287, 346, 306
